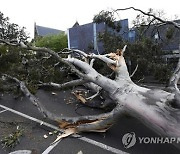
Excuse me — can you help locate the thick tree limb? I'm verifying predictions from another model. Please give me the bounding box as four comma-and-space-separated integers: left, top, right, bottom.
3, 74, 58, 121
89, 53, 116, 65
84, 82, 102, 92
64, 48, 180, 141
75, 104, 124, 132
38, 79, 87, 89
86, 90, 100, 100
2, 74, 123, 133
65, 57, 118, 93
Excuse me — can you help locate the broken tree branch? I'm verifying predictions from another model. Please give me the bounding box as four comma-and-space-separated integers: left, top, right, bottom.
130, 64, 138, 78
86, 90, 100, 100
38, 79, 87, 89
2, 74, 57, 120
0, 39, 88, 80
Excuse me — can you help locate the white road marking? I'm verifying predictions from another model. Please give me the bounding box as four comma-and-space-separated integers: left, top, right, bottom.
0, 104, 60, 130
9, 150, 32, 154
42, 140, 61, 154
0, 109, 7, 114
0, 104, 128, 154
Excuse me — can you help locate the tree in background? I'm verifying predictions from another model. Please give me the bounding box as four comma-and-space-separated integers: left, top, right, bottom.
35, 33, 67, 52
0, 12, 29, 42
93, 8, 178, 82
123, 8, 179, 83
93, 10, 123, 53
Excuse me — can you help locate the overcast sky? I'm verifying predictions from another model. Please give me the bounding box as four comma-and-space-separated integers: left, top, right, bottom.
1, 0, 180, 38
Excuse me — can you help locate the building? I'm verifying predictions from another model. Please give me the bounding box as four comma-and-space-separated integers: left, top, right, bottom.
67, 19, 129, 54
34, 23, 64, 39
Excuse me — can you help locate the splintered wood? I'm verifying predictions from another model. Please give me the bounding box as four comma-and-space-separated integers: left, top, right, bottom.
72, 91, 87, 104
51, 128, 76, 145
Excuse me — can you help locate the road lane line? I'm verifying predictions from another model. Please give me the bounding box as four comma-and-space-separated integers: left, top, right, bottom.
0, 109, 7, 114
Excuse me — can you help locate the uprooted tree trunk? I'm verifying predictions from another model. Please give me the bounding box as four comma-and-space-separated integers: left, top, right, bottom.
0, 40, 180, 147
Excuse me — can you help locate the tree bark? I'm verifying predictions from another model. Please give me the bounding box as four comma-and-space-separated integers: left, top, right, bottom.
167, 58, 180, 93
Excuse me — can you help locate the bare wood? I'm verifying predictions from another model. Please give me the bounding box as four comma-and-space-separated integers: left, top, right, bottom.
130, 64, 138, 78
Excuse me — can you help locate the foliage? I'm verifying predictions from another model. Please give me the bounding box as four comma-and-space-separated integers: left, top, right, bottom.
153, 63, 173, 82
0, 11, 29, 82
93, 10, 124, 53
1, 126, 24, 149
124, 38, 173, 82
0, 12, 71, 94
98, 31, 123, 53
0, 43, 71, 93
93, 10, 121, 32
0, 11, 29, 42
35, 33, 68, 52
30, 33, 69, 86
166, 27, 175, 40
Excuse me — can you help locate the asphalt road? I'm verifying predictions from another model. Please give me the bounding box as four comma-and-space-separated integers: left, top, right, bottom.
0, 87, 179, 154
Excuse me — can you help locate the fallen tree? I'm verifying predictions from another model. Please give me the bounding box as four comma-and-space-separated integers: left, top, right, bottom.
1, 40, 180, 140
0, 7, 180, 148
